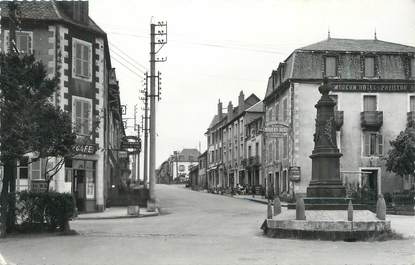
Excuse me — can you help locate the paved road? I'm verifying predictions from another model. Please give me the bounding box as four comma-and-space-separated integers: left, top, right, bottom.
0, 184, 414, 265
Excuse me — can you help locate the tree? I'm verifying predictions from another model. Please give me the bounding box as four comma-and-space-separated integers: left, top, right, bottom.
385, 125, 415, 182
0, 53, 76, 236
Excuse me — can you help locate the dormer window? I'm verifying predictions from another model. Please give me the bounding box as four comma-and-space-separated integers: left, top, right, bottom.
325, 56, 337, 77
364, 57, 375, 77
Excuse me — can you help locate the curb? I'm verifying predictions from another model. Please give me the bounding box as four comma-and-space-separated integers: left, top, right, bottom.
75, 209, 160, 221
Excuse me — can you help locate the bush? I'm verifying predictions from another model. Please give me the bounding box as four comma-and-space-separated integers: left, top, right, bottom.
10, 191, 75, 233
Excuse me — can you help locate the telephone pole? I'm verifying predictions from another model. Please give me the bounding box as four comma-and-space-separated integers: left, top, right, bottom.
148, 21, 167, 209
141, 73, 149, 189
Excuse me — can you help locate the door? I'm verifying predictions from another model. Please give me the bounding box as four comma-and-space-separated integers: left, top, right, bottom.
73, 169, 86, 212
361, 169, 378, 201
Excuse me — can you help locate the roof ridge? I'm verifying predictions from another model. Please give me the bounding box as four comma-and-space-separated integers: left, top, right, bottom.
51, 0, 62, 20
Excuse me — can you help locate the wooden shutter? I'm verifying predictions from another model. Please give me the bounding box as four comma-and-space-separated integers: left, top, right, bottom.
365, 57, 375, 77
363, 133, 370, 156
377, 134, 383, 156
410, 96, 415, 112
363, 95, 377, 111
275, 103, 279, 121
83, 101, 91, 135
325, 57, 336, 77
75, 100, 82, 134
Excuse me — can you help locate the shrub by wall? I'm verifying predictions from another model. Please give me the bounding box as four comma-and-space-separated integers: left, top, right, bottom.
10, 191, 75, 233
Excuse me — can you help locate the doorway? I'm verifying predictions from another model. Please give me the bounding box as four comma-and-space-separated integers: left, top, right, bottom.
361, 168, 380, 201
73, 169, 86, 212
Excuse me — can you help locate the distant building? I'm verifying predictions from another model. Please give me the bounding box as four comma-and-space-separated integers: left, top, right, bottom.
243, 101, 265, 188
156, 160, 172, 184
222, 91, 260, 188
189, 151, 208, 190
206, 100, 227, 188
263, 37, 415, 199
171, 149, 200, 181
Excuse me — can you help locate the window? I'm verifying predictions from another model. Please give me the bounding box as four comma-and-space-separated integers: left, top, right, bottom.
275, 103, 280, 121
18, 157, 29, 179
248, 146, 252, 157
411, 58, 415, 78
72, 38, 92, 80
363, 95, 377, 111
329, 95, 338, 111
283, 98, 288, 122
283, 136, 288, 158
364, 57, 375, 77
255, 142, 259, 157
31, 159, 42, 180
73, 97, 92, 135
363, 132, 383, 156
275, 139, 280, 161
65, 169, 73, 183
325, 57, 337, 77
410, 95, 415, 112
16, 31, 32, 54
268, 109, 272, 122
268, 143, 273, 163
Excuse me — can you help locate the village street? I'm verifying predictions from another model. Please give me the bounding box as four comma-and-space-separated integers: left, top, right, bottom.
0, 185, 414, 265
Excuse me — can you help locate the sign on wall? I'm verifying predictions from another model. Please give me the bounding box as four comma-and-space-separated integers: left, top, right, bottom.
289, 166, 301, 182
264, 122, 289, 138
72, 144, 96, 155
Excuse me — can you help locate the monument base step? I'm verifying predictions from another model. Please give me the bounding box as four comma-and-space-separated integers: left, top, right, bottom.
287, 197, 367, 210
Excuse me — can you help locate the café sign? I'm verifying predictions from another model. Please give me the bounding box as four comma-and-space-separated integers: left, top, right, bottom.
72, 144, 96, 155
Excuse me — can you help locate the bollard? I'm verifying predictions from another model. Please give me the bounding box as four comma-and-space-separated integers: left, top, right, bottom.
376, 194, 386, 220
347, 199, 353, 221
273, 196, 282, 216
296, 196, 306, 220
267, 199, 273, 219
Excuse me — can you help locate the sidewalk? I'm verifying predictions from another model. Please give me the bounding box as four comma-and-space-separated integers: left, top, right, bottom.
75, 207, 159, 220
233, 194, 288, 206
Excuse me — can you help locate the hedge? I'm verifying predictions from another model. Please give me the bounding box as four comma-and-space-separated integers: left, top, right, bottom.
9, 191, 75, 232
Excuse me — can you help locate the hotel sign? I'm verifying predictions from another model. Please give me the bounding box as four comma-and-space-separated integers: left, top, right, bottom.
289, 166, 301, 182
334, 83, 415, 92
264, 122, 289, 138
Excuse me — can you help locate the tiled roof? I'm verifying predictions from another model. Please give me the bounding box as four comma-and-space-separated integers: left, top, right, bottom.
179, 149, 201, 162
208, 113, 226, 129
300, 38, 415, 53
0, 1, 105, 34
246, 101, 264, 113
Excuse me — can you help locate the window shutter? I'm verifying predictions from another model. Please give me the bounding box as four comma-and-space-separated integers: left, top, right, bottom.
410, 96, 415, 112
28, 34, 32, 54
83, 101, 91, 135
363, 133, 370, 156
275, 103, 279, 121
363, 96, 377, 111
88, 45, 92, 77
75, 100, 82, 134
377, 134, 383, 156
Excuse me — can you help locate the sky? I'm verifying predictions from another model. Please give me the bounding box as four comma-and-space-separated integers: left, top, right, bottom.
88, 0, 415, 176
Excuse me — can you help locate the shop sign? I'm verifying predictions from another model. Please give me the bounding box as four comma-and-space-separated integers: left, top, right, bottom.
121, 136, 142, 152
334, 83, 415, 92
289, 166, 301, 182
73, 144, 96, 155
264, 122, 289, 138
118, 151, 128, 158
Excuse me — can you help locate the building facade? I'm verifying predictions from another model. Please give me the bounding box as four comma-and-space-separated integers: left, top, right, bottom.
206, 100, 227, 188
243, 101, 265, 188
263, 37, 415, 199
222, 91, 260, 188
1, 1, 126, 212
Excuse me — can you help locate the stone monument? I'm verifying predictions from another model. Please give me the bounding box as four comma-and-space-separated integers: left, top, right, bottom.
306, 78, 346, 198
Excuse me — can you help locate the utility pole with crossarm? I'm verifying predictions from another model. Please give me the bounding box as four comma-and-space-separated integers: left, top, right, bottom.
148, 21, 167, 211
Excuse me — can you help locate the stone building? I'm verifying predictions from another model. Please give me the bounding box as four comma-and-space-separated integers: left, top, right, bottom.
243, 101, 265, 188
170, 148, 200, 182
263, 37, 415, 199
206, 100, 227, 188
1, 1, 126, 212
222, 91, 260, 188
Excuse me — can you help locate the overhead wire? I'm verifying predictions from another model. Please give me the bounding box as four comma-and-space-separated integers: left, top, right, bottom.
109, 41, 148, 71
110, 55, 144, 79
110, 48, 146, 74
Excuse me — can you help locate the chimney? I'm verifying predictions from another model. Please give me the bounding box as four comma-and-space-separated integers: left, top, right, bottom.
217, 99, 222, 119
227, 101, 233, 122
238, 90, 245, 112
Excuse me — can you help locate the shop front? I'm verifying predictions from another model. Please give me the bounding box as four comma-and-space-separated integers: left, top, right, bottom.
65, 159, 97, 212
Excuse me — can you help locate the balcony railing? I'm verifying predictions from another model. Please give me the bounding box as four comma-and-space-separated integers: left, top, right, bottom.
361, 111, 383, 131
334, 110, 343, 130
246, 155, 261, 167
407, 111, 415, 127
